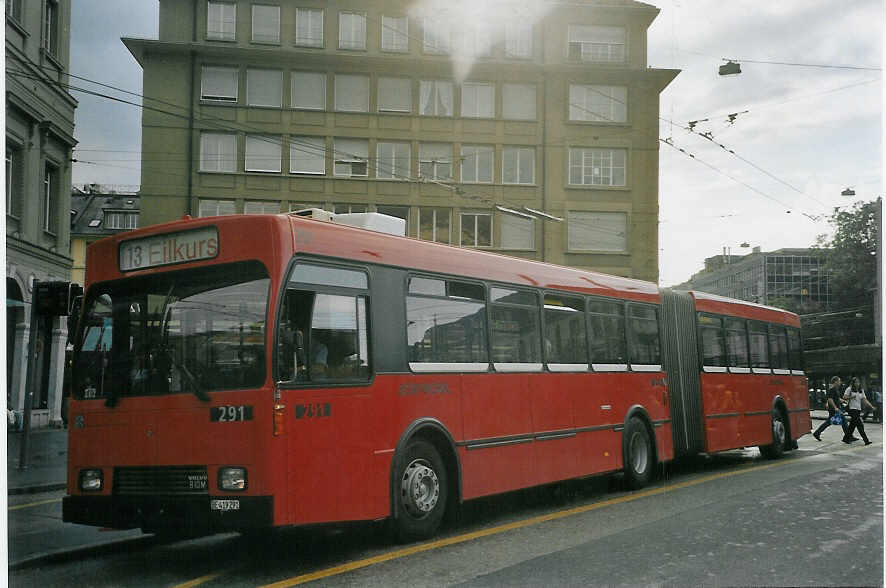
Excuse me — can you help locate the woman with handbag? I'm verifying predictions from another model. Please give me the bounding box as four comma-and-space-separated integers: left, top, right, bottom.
813, 376, 851, 441
842, 377, 874, 445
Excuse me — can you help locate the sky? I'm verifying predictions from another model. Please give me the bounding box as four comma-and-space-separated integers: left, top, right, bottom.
69, 0, 884, 286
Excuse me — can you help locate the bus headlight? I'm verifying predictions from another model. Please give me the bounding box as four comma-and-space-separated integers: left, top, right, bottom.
218, 467, 247, 491
78, 469, 103, 491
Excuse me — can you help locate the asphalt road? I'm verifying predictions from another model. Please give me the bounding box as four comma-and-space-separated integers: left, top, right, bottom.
9, 427, 884, 587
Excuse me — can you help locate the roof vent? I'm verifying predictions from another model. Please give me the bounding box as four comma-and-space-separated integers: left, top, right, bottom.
290, 208, 406, 236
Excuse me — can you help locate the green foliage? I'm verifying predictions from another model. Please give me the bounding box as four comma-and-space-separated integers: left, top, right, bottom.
814, 199, 880, 310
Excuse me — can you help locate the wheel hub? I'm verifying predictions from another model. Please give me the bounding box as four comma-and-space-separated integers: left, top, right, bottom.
401, 459, 439, 518
630, 432, 648, 473
772, 417, 786, 444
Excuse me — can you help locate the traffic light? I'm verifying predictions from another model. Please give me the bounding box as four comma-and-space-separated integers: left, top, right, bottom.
35, 281, 82, 316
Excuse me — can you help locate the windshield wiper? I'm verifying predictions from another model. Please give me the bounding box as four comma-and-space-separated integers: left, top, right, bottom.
164, 347, 210, 402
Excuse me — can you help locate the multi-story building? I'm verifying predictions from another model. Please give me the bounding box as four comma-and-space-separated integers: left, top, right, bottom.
124, 0, 676, 282
675, 247, 831, 312
70, 185, 141, 286
6, 0, 77, 427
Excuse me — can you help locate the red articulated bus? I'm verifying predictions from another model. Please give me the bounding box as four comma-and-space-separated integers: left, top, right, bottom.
63, 211, 810, 540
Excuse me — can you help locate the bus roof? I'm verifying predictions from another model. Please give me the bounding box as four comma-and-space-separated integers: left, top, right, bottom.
688, 290, 801, 327
287, 214, 661, 303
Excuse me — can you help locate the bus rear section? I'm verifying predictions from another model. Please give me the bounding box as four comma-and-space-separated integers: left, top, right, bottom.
661, 289, 810, 459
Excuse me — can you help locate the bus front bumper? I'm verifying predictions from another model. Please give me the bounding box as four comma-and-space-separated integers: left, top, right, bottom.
63, 495, 273, 534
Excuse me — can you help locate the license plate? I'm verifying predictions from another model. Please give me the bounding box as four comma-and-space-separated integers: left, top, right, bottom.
210, 499, 240, 511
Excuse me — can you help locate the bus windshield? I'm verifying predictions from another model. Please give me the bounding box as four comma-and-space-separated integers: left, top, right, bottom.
72, 261, 270, 402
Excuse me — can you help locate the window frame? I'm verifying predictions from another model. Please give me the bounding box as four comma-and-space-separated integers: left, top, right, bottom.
42, 162, 59, 234
289, 136, 326, 175
381, 14, 409, 52
246, 68, 283, 108
460, 145, 494, 184
245, 134, 282, 173
207, 1, 237, 41
291, 71, 327, 111
587, 297, 628, 371
376, 141, 411, 180
338, 11, 367, 50
377, 77, 412, 113
251, 3, 281, 44
568, 84, 628, 123
502, 146, 535, 185
489, 285, 542, 372
333, 138, 369, 178
567, 211, 628, 253
201, 66, 239, 102
543, 292, 588, 371
295, 7, 324, 48
568, 147, 627, 187
334, 73, 370, 113
417, 207, 451, 244
461, 82, 495, 119
459, 212, 492, 248
199, 132, 237, 173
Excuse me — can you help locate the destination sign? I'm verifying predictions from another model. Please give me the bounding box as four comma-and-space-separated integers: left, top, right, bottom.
119, 226, 219, 271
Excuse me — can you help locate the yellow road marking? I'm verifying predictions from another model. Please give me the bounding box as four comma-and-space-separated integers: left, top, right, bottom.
260, 459, 795, 587
173, 571, 226, 588
9, 498, 62, 511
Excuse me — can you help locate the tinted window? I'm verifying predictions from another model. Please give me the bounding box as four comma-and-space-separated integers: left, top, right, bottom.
748, 321, 769, 368
628, 304, 661, 366
725, 317, 749, 368
787, 328, 804, 371
769, 324, 789, 370
588, 299, 626, 364
699, 314, 726, 367
544, 294, 587, 364
490, 288, 540, 363
407, 279, 488, 364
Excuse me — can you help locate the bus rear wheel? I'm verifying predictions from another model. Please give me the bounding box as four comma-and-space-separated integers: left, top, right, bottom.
624, 417, 654, 489
759, 410, 787, 459
393, 439, 447, 542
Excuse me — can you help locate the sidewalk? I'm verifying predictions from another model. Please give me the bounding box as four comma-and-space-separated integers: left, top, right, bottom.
7, 426, 69, 495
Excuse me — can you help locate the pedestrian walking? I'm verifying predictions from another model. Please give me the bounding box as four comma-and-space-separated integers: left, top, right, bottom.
813, 376, 851, 441
843, 377, 874, 445
873, 386, 882, 424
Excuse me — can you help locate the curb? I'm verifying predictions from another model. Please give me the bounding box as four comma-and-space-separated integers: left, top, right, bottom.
8, 482, 67, 496
10, 535, 158, 571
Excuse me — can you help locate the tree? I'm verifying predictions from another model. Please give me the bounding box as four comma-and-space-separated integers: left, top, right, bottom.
814, 198, 880, 310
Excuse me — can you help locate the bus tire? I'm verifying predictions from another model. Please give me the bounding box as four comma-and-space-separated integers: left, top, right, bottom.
759, 409, 787, 459
393, 439, 448, 542
623, 416, 654, 489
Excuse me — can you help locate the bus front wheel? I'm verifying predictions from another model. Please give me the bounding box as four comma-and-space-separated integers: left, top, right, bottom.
393, 439, 448, 542
759, 410, 787, 459
624, 417, 654, 489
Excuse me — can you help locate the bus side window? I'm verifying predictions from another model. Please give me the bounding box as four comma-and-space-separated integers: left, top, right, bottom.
276, 290, 308, 382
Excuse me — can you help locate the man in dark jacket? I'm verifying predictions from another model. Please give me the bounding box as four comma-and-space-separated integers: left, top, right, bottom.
813, 376, 853, 441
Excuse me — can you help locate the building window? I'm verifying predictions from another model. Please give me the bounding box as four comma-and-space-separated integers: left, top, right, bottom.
245, 135, 282, 173
502, 83, 536, 120
207, 1, 236, 40
381, 15, 408, 52
376, 205, 409, 223
568, 25, 625, 63
43, 0, 59, 56
244, 200, 280, 214
418, 207, 450, 243
333, 138, 369, 177
460, 145, 493, 183
5, 143, 22, 218
334, 203, 367, 214
295, 7, 323, 47
378, 77, 411, 113
423, 17, 451, 54
569, 147, 626, 186
419, 80, 453, 116
461, 26, 492, 57
247, 69, 282, 107
290, 136, 326, 175
201, 66, 239, 102
252, 4, 280, 44
569, 85, 627, 123
43, 163, 58, 233
461, 82, 494, 118
6, 0, 23, 22
200, 132, 237, 173
198, 199, 236, 217
461, 212, 492, 247
504, 24, 532, 58
502, 146, 535, 184
376, 141, 410, 180
104, 211, 139, 229
568, 211, 627, 252
419, 143, 452, 180
291, 71, 326, 110
334, 74, 370, 112
500, 213, 534, 249
339, 12, 366, 50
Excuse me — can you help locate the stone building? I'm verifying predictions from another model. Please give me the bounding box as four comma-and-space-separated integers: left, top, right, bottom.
6, 0, 77, 427
124, 0, 677, 282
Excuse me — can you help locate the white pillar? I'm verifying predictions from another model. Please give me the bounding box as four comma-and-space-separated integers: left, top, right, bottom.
47, 316, 68, 426
10, 304, 31, 414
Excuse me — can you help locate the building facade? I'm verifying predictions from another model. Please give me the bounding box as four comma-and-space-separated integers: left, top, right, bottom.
675, 247, 831, 312
70, 185, 141, 286
6, 0, 77, 427
125, 0, 677, 282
